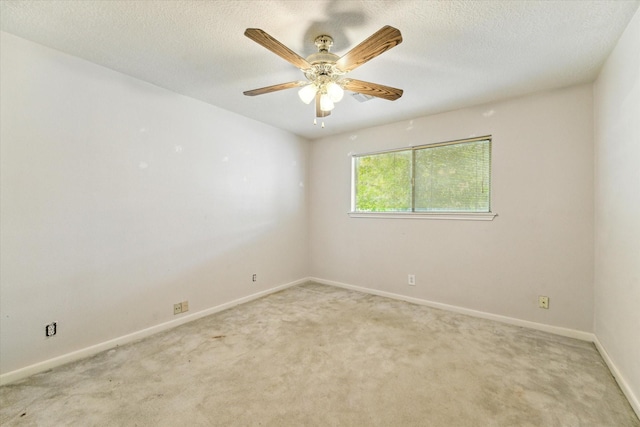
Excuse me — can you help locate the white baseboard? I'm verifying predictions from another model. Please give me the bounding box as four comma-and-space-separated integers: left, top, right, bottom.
309, 277, 595, 342
5, 276, 637, 423
593, 336, 640, 420
0, 278, 305, 386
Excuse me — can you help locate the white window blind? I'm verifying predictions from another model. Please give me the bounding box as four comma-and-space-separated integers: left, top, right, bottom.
414, 139, 491, 212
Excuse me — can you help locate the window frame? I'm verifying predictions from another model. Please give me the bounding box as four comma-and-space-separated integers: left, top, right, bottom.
349, 135, 497, 221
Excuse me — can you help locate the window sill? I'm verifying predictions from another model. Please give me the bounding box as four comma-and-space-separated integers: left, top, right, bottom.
347, 212, 497, 221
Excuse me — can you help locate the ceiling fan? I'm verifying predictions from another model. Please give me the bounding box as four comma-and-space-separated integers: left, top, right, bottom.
243, 26, 403, 126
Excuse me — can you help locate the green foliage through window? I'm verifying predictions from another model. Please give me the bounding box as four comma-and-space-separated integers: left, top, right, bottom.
353, 137, 491, 213
354, 151, 412, 211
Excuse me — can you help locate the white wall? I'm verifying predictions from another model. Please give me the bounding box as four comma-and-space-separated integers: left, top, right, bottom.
593, 9, 640, 413
0, 32, 309, 376
310, 84, 594, 333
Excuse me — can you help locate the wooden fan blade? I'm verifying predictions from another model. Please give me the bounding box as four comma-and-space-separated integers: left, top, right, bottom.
335, 26, 402, 73
315, 93, 331, 117
245, 28, 311, 70
341, 79, 403, 101
243, 81, 307, 96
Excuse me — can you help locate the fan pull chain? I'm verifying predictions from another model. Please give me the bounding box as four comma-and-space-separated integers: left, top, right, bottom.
312, 118, 325, 128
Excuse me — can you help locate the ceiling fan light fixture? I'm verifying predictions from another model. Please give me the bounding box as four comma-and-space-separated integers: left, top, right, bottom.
320, 93, 335, 112
298, 84, 317, 104
244, 26, 404, 127
326, 81, 344, 103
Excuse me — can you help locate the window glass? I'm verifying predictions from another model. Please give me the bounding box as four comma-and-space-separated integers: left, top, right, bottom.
353, 137, 491, 213
415, 140, 490, 212
354, 150, 412, 212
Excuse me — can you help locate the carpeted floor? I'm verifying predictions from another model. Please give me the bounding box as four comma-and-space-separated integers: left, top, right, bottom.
1, 282, 638, 426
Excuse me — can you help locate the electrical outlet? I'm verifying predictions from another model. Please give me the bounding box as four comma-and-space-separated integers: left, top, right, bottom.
408, 274, 415, 286
252, 274, 257, 282
538, 296, 549, 309
45, 322, 57, 337
173, 303, 182, 315
181, 301, 189, 312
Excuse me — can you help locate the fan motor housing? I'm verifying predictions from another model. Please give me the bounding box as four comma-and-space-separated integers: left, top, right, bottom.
307, 35, 339, 67
306, 51, 339, 66
305, 35, 343, 81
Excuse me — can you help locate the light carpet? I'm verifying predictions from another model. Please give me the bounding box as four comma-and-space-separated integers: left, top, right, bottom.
1, 282, 638, 426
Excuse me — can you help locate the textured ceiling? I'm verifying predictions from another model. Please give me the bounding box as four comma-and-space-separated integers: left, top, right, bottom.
1, 0, 638, 140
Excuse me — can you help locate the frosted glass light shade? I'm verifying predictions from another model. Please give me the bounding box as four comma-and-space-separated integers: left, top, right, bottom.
320, 93, 335, 111
298, 84, 317, 104
326, 82, 344, 102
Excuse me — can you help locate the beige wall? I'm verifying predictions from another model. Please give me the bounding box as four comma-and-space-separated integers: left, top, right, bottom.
0, 32, 309, 375
310, 84, 594, 333
594, 9, 640, 412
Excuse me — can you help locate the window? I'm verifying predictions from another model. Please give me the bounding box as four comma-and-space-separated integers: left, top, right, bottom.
351, 136, 493, 218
